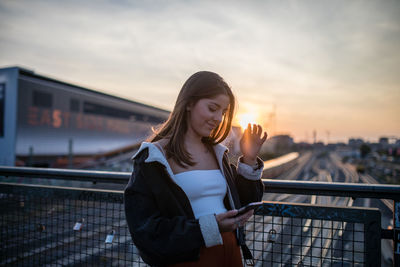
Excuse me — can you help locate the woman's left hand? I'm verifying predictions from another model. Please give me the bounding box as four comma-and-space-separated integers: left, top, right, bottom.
216, 209, 254, 232
240, 124, 267, 165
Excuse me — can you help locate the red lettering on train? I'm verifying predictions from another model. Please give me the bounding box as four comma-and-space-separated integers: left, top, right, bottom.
76, 114, 84, 129
106, 119, 131, 134
26, 106, 137, 134
28, 106, 39, 126
40, 110, 52, 126
89, 115, 103, 131
62, 111, 70, 128
52, 109, 62, 128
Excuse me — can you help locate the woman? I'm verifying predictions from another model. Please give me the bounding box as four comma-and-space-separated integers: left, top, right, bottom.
124, 71, 267, 266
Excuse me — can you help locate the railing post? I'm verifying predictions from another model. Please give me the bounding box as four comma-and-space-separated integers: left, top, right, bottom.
365, 209, 381, 267
394, 200, 400, 266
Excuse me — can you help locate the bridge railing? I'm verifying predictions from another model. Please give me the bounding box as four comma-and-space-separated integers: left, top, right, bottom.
0, 166, 399, 266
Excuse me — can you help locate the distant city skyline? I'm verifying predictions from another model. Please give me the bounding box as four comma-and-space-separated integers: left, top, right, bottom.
1, 0, 399, 143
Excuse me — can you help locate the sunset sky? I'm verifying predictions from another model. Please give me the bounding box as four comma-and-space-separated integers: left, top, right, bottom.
1, 0, 399, 143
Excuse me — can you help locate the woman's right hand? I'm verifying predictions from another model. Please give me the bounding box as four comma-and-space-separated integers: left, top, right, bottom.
215, 209, 253, 232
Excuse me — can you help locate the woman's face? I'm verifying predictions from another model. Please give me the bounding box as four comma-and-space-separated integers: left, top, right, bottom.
187, 94, 230, 138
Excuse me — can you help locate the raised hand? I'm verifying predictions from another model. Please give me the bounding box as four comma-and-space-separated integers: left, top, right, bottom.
240, 124, 267, 166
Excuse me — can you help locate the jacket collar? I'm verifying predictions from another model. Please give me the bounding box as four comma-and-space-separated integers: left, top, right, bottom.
132, 142, 229, 178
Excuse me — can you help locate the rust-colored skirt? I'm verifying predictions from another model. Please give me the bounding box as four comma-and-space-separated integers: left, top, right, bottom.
168, 232, 243, 267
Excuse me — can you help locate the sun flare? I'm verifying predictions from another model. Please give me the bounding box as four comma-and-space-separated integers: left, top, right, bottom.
237, 113, 257, 130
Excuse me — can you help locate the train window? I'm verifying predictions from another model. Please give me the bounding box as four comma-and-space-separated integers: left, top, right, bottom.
33, 90, 52, 108
83, 101, 165, 123
83, 101, 163, 123
70, 98, 80, 112
0, 84, 4, 137
84, 101, 132, 119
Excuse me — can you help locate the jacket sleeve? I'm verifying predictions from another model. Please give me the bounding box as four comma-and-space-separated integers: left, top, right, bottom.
124, 161, 205, 264
231, 156, 265, 206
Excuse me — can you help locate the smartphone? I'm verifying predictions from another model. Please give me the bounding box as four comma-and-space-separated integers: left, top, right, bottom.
235, 201, 263, 217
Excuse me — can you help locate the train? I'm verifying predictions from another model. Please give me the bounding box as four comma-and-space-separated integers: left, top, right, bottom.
0, 66, 170, 167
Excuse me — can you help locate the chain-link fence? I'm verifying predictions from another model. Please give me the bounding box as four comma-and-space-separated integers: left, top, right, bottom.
0, 182, 381, 266
246, 202, 380, 266
0, 183, 146, 266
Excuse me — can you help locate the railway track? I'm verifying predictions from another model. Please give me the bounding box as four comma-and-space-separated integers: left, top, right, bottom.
247, 151, 362, 266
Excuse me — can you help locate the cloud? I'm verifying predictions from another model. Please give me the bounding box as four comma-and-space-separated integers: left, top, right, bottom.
0, 0, 399, 141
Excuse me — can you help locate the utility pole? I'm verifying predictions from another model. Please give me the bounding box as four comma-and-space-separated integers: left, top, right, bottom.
313, 130, 317, 144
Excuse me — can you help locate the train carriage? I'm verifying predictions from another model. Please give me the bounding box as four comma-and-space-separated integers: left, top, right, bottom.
0, 66, 169, 167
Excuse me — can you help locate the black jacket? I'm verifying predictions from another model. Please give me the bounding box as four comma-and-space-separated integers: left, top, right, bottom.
124, 142, 264, 266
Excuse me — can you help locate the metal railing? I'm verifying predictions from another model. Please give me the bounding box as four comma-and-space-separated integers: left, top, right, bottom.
1, 166, 399, 266
247, 201, 380, 266
0, 183, 139, 266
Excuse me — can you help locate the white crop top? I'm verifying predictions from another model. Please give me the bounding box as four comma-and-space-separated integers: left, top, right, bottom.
173, 170, 228, 219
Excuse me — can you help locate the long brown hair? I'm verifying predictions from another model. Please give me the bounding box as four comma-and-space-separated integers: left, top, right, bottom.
149, 71, 235, 167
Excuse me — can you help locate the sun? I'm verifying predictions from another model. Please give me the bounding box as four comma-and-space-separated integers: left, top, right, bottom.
237, 113, 257, 130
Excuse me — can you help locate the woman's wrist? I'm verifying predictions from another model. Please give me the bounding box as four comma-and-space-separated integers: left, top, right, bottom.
242, 156, 257, 166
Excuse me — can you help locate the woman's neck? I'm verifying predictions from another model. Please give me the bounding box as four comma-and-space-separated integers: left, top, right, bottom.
184, 128, 206, 150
